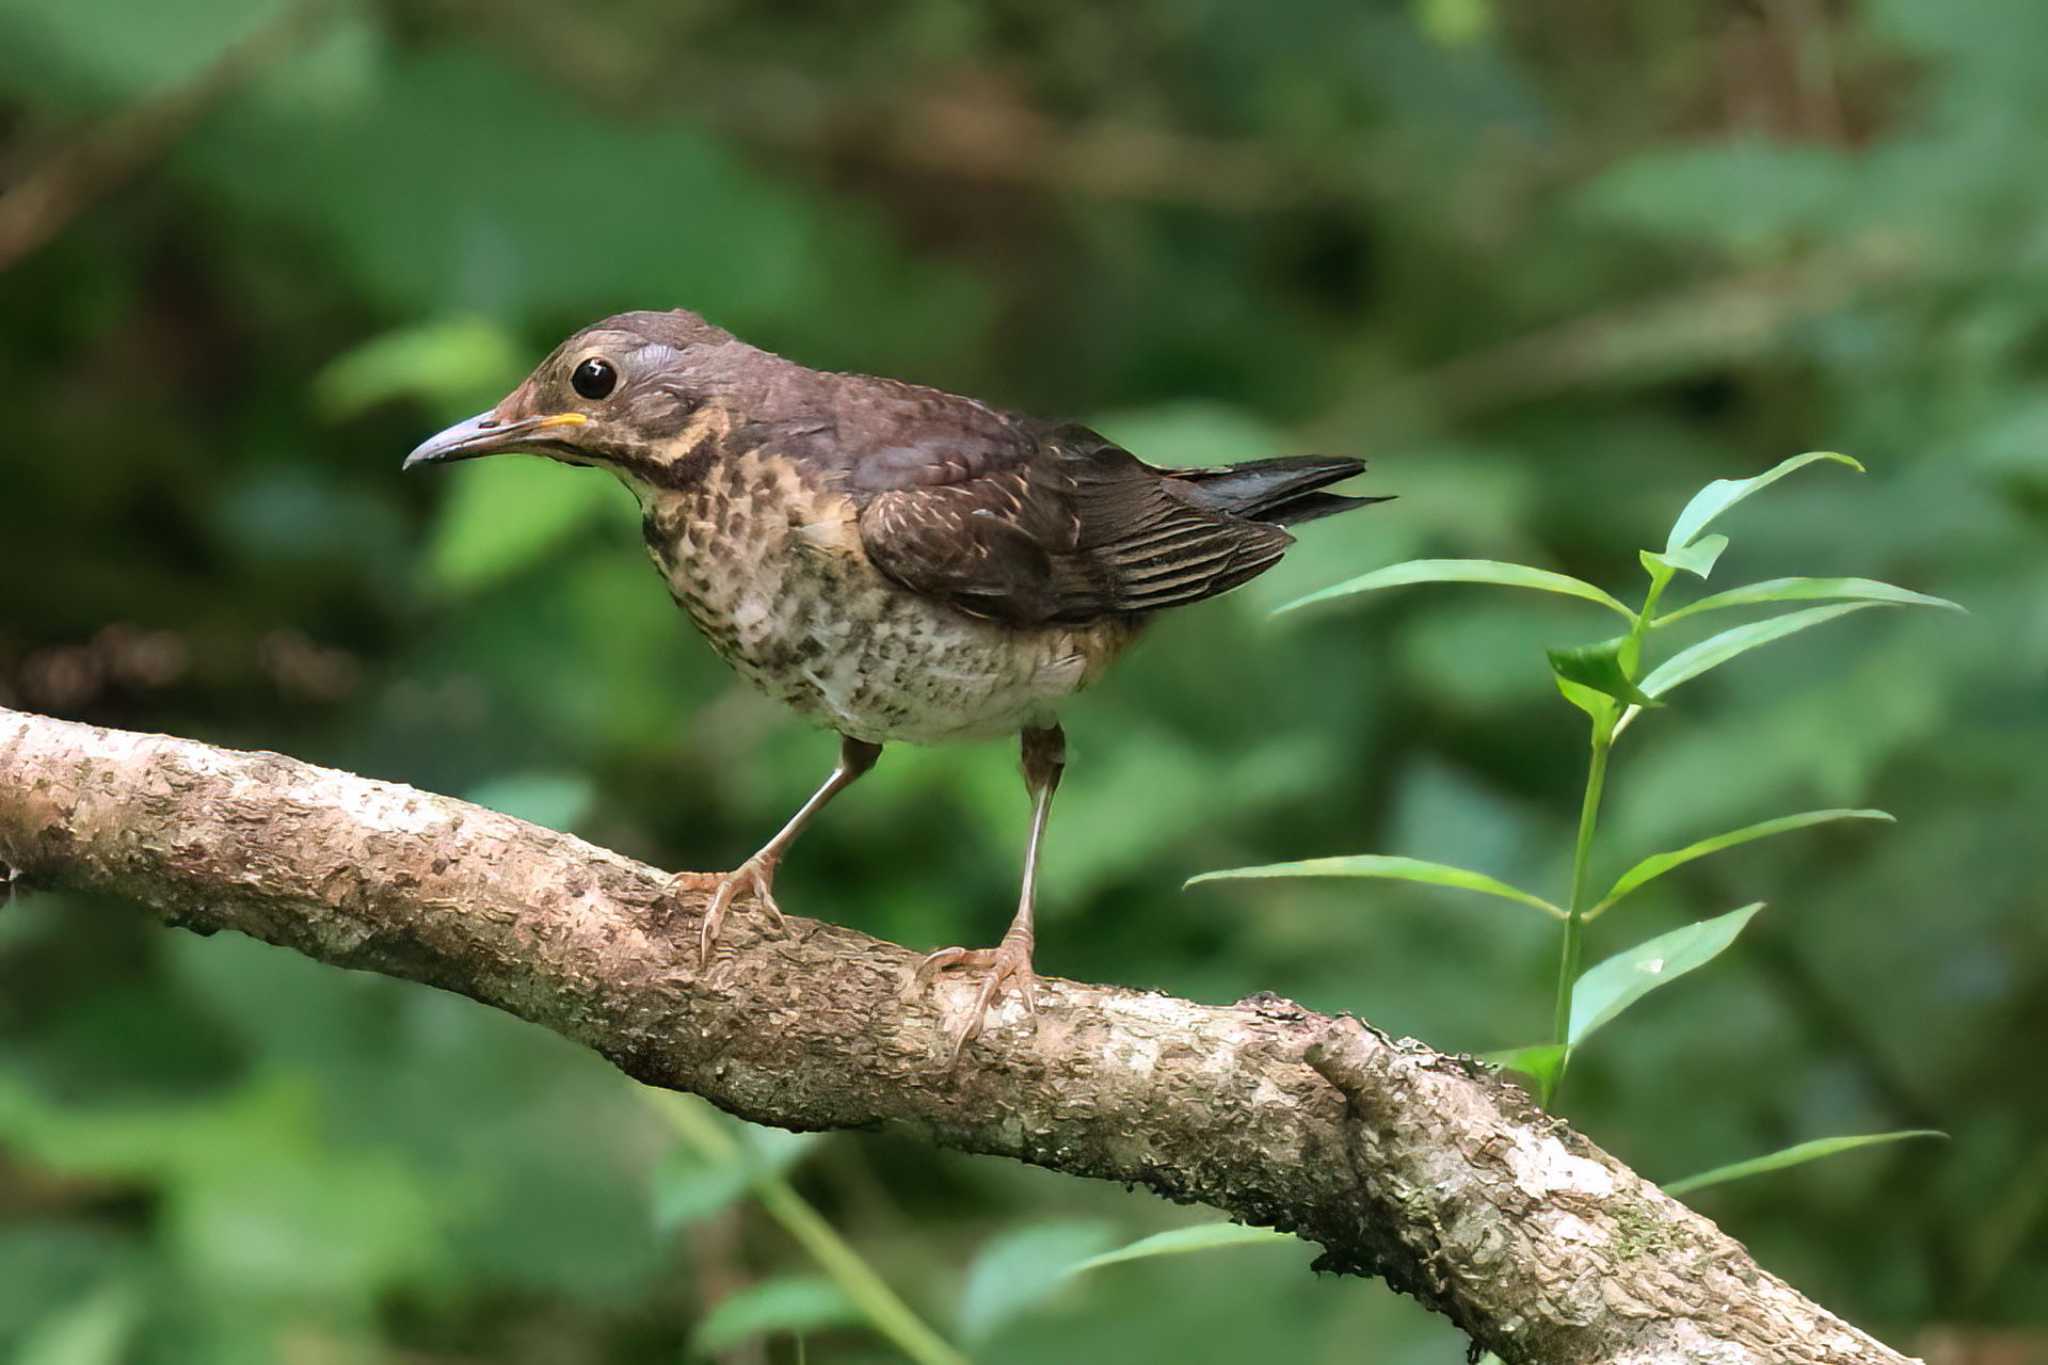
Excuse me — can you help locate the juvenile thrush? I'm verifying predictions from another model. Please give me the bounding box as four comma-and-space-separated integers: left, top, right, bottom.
405, 309, 1384, 1062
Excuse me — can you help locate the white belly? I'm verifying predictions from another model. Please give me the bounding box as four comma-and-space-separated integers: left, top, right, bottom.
639, 457, 1116, 744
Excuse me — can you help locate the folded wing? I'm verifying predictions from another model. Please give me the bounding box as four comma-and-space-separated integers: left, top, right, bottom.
854, 422, 1362, 627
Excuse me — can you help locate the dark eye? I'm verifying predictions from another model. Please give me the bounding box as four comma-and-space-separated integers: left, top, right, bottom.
571, 357, 617, 400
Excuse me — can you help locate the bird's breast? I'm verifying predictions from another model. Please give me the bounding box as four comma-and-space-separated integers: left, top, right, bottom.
639, 452, 1131, 742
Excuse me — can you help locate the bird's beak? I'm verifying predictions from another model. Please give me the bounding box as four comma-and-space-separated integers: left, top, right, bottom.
401, 411, 590, 471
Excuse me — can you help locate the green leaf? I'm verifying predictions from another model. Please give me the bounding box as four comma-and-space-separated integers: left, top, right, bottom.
1639, 603, 1880, 700
1665, 452, 1863, 552
463, 773, 597, 830
1577, 139, 1856, 250
739, 1124, 828, 1173
16, 1285, 142, 1365
1277, 559, 1635, 621
650, 1123, 824, 1235
1064, 1222, 1294, 1276
1187, 855, 1564, 919
314, 316, 525, 421
1553, 675, 1619, 724
1656, 576, 1965, 625
1547, 637, 1660, 708
1416, 0, 1492, 47
1641, 534, 1728, 581
1569, 904, 1764, 1047
958, 1221, 1114, 1343
1483, 1044, 1566, 1094
692, 1276, 860, 1355
1664, 1130, 1947, 1196
424, 458, 624, 593
1592, 809, 1893, 916
650, 1147, 753, 1234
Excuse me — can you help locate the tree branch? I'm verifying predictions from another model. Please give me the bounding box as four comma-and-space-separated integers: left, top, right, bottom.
0, 707, 1915, 1365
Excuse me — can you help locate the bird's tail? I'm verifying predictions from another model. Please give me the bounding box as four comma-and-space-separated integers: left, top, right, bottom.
1172, 456, 1388, 526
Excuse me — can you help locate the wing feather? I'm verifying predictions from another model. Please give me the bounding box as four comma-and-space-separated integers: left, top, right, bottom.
855, 421, 1292, 626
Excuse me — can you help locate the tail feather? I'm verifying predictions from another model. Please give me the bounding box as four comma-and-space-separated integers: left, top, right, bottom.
1172, 455, 1389, 526
1260, 489, 1391, 526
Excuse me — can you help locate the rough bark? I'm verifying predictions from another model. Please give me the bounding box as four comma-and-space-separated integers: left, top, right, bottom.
0, 707, 1915, 1365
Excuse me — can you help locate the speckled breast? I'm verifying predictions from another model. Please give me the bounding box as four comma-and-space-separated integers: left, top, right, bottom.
638, 453, 1129, 744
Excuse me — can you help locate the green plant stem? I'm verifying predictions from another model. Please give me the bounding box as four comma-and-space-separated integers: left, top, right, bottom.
651, 1091, 969, 1365
1542, 572, 1664, 1104
1608, 571, 1670, 745
1629, 569, 1671, 659
1542, 714, 1615, 1109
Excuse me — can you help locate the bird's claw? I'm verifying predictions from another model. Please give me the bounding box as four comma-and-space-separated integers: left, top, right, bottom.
911, 930, 1037, 1067
686, 853, 786, 968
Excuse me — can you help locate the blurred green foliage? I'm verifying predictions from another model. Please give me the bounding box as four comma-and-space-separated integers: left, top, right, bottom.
3, 0, 2045, 1360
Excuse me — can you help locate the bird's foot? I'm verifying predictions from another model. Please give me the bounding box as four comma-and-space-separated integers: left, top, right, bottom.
910, 927, 1037, 1067
682, 852, 788, 969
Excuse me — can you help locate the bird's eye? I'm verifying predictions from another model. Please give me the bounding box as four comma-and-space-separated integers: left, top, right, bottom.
571, 357, 617, 400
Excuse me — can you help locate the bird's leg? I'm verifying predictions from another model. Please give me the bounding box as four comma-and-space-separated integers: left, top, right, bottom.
914, 722, 1064, 1065
690, 733, 881, 966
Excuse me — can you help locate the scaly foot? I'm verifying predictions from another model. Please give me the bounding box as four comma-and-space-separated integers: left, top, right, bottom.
683, 851, 787, 968
911, 927, 1038, 1066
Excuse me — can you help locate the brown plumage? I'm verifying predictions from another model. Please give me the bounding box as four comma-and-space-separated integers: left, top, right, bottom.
405, 308, 1386, 1063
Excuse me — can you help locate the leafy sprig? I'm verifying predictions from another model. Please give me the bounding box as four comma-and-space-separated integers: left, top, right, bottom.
1199, 452, 1957, 1186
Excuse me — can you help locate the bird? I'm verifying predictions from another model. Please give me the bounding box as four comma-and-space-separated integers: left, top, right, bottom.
404, 309, 1385, 1063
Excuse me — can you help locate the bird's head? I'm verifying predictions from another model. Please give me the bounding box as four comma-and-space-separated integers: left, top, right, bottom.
402, 309, 743, 489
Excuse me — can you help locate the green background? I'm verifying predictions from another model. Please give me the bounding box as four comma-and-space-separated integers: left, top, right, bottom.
2, 1, 2042, 1360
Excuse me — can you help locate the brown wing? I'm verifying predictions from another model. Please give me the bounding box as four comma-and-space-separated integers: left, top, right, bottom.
853, 422, 1292, 627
